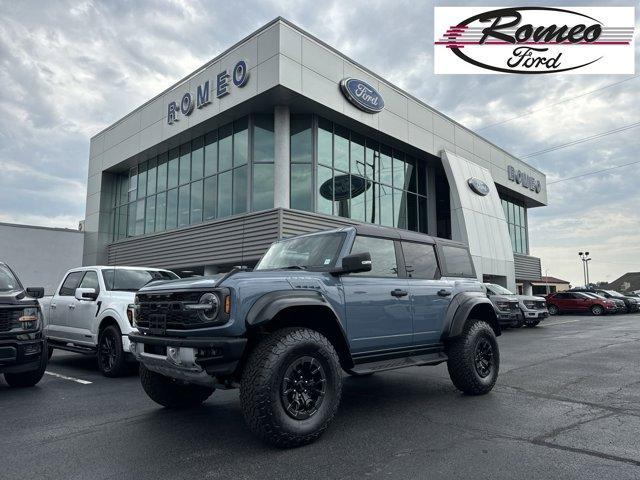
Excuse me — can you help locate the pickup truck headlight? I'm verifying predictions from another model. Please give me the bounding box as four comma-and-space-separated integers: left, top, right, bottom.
17, 307, 41, 331
495, 301, 511, 311
523, 301, 536, 309
127, 303, 139, 327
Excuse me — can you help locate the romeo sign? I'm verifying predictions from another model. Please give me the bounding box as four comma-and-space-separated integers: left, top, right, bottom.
434, 7, 634, 74
167, 60, 249, 125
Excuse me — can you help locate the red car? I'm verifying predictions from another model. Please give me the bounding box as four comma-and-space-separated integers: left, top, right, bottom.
545, 292, 617, 316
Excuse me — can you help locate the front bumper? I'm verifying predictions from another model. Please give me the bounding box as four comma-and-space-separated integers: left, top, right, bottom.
0, 336, 46, 374
128, 333, 246, 388
496, 310, 523, 326
522, 309, 549, 320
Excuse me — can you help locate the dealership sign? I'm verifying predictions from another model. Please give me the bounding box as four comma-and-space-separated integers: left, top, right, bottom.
508, 166, 541, 193
320, 174, 370, 201
434, 7, 634, 74
467, 177, 490, 196
340, 78, 384, 113
167, 60, 249, 125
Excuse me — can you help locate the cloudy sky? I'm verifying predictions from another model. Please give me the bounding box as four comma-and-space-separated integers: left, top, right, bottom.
0, 0, 638, 286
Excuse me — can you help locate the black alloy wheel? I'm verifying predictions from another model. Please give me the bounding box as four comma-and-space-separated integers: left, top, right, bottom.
474, 338, 494, 378
99, 333, 117, 371
281, 356, 327, 420
97, 325, 128, 377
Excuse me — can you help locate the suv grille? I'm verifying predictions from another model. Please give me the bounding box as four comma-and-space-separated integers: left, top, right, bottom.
0, 308, 20, 333
136, 291, 210, 331
535, 301, 546, 309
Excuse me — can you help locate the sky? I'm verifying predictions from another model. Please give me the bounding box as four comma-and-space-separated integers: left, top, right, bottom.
0, 0, 638, 287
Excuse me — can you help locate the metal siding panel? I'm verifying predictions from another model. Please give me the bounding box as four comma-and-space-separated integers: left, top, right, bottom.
514, 253, 542, 281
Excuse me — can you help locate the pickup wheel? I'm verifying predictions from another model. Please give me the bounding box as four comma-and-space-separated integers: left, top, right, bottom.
97, 325, 128, 377
240, 327, 342, 448
4, 348, 47, 388
525, 319, 541, 328
139, 364, 214, 408
446, 319, 499, 396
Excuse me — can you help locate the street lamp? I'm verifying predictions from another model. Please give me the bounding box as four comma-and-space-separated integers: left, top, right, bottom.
578, 252, 592, 287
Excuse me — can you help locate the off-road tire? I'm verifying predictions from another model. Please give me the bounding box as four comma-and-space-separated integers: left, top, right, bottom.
591, 305, 604, 316
514, 317, 525, 328
97, 325, 128, 377
139, 364, 214, 408
548, 304, 559, 315
446, 319, 499, 396
240, 328, 342, 448
525, 319, 541, 328
4, 349, 47, 388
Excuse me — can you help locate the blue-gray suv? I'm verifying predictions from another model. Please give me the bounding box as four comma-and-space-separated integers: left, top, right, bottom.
129, 225, 501, 447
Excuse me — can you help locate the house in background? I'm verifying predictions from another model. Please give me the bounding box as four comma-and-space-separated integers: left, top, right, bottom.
531, 275, 571, 296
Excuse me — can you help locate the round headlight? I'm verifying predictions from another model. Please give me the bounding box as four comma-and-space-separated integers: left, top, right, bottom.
197, 293, 219, 321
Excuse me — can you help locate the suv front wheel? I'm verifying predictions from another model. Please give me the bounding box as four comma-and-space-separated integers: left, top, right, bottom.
446, 319, 499, 395
240, 327, 342, 448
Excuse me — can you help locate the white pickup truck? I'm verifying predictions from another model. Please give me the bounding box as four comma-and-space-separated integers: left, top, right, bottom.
40, 266, 178, 376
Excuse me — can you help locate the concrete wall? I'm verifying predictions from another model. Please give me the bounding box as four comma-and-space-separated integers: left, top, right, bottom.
0, 223, 84, 295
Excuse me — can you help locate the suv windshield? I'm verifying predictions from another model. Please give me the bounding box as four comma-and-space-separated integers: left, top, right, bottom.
0, 264, 21, 292
255, 232, 346, 271
602, 290, 624, 298
487, 284, 514, 295
102, 269, 178, 291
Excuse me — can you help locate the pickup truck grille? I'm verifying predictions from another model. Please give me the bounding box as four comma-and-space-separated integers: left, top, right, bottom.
136, 291, 209, 331
0, 308, 20, 332
535, 301, 546, 309
509, 301, 520, 311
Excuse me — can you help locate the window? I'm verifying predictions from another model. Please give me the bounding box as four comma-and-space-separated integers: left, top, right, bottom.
255, 232, 346, 270
191, 137, 204, 180
291, 164, 312, 211
203, 176, 217, 220
79, 271, 100, 293
402, 242, 439, 279
441, 245, 475, 278
501, 196, 528, 254
350, 236, 398, 277
252, 163, 273, 212
59, 271, 84, 296
145, 195, 155, 233
290, 114, 313, 210
312, 116, 429, 233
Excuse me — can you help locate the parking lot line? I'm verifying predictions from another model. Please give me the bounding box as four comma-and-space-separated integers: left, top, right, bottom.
44, 371, 93, 385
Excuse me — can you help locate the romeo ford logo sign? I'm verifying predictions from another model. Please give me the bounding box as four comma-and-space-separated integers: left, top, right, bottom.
434, 7, 634, 74
508, 166, 541, 193
467, 177, 490, 196
320, 174, 370, 201
167, 60, 249, 125
340, 78, 384, 113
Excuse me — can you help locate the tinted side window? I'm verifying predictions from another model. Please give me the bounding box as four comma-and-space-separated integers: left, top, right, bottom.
350, 236, 398, 277
441, 245, 474, 277
59, 271, 84, 296
402, 242, 439, 279
79, 271, 100, 293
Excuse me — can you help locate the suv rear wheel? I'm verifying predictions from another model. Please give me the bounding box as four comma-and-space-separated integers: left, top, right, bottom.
548, 304, 559, 315
240, 327, 342, 448
446, 319, 499, 395
140, 364, 214, 408
591, 305, 604, 316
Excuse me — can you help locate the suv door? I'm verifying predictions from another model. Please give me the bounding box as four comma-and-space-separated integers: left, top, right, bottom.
341, 235, 412, 355
66, 270, 101, 345
46, 271, 84, 340
401, 241, 452, 345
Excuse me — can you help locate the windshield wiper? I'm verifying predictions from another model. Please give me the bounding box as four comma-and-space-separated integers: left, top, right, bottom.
281, 265, 308, 270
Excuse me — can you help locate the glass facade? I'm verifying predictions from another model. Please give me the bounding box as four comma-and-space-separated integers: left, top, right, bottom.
111, 115, 274, 240
290, 115, 429, 234
501, 196, 528, 254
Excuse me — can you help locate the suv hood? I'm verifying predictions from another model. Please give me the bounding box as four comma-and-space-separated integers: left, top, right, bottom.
491, 295, 518, 302
516, 295, 546, 302
140, 274, 224, 293
0, 289, 39, 307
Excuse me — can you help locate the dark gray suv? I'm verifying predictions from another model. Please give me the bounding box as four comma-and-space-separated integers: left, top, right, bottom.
129, 225, 501, 447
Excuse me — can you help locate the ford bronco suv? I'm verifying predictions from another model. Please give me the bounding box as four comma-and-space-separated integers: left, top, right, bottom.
0, 262, 47, 388
129, 226, 501, 447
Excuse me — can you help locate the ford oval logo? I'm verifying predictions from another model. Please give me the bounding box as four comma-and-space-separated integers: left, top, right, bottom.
468, 177, 490, 196
320, 174, 370, 201
340, 78, 384, 113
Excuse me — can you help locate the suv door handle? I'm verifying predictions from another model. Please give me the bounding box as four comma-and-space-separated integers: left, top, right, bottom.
437, 289, 452, 297
68, 304, 76, 309
51, 304, 57, 309
391, 289, 408, 298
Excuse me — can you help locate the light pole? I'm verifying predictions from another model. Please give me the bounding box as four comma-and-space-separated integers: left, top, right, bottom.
545, 268, 550, 295
578, 252, 592, 287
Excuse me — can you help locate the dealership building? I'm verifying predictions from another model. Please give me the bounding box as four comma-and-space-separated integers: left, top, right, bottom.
83, 17, 547, 294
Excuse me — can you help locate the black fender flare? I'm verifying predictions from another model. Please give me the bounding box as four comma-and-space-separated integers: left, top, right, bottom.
246, 290, 348, 337
441, 292, 500, 340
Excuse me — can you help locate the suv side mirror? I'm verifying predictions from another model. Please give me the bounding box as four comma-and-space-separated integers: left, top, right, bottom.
339, 252, 372, 274
75, 287, 98, 301
26, 287, 45, 299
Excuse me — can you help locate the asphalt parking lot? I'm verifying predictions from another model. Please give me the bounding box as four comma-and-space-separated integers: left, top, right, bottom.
2, 314, 640, 480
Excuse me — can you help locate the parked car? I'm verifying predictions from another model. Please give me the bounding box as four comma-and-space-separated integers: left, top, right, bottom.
40, 266, 178, 376
0, 262, 48, 388
481, 283, 523, 328
129, 225, 501, 447
570, 288, 639, 313
482, 283, 548, 327
545, 291, 616, 316
581, 292, 626, 313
